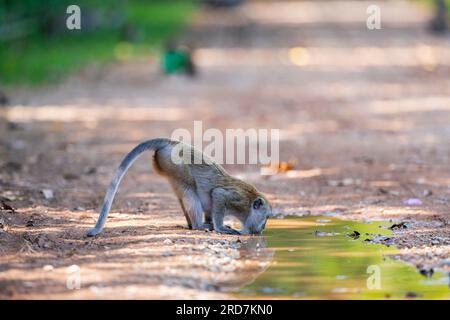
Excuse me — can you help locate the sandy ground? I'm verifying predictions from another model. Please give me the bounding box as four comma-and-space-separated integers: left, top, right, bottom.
1, 0, 450, 299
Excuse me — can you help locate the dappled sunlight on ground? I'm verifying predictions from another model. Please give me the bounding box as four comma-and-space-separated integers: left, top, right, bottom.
6, 105, 186, 123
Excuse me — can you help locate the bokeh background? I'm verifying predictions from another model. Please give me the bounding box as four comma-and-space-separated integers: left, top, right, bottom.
0, 0, 450, 299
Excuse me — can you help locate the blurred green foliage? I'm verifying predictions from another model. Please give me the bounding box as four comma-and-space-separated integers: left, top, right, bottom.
0, 0, 197, 85
418, 0, 450, 12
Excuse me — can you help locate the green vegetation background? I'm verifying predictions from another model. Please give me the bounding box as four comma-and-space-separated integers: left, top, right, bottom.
0, 0, 197, 85
0, 1, 448, 85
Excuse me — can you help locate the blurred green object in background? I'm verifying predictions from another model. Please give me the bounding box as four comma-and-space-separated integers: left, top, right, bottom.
0, 0, 198, 85
162, 44, 195, 76
163, 50, 189, 74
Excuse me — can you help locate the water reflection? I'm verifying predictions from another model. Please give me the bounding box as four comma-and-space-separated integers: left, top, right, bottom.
234, 235, 274, 290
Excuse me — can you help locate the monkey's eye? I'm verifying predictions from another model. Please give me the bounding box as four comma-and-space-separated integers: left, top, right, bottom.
253, 198, 264, 210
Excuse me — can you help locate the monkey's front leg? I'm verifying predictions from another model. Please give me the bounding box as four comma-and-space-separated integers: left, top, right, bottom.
211, 189, 241, 235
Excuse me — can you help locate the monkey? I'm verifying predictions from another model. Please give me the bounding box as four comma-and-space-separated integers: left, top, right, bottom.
87, 138, 272, 237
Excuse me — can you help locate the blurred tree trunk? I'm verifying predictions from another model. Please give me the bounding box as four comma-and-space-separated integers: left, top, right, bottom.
430, 0, 448, 33
0, 90, 8, 106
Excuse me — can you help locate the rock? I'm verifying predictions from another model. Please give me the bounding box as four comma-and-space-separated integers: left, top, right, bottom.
162, 251, 173, 257
389, 222, 407, 230
67, 265, 80, 273
43, 265, 54, 271
403, 198, 422, 206
419, 268, 434, 278
405, 291, 419, 298
84, 167, 97, 175
342, 178, 354, 186
328, 180, 342, 187
222, 264, 236, 272
0, 200, 15, 213
439, 259, 450, 267
365, 236, 395, 246
41, 189, 54, 200
26, 219, 35, 227
163, 238, 173, 245
328, 178, 359, 187
63, 173, 79, 180
347, 230, 361, 239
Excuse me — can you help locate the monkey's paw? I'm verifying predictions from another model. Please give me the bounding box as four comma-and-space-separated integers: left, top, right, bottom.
216, 227, 241, 235
201, 223, 214, 231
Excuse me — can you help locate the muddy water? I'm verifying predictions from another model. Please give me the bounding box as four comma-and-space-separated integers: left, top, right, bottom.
236, 216, 450, 299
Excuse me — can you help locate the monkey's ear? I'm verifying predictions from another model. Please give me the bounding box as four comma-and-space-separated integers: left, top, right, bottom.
252, 198, 264, 210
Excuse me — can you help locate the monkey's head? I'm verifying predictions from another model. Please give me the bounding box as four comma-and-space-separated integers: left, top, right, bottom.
242, 196, 272, 235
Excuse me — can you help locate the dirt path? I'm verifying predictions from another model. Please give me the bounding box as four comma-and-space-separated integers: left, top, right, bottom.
1, 0, 450, 299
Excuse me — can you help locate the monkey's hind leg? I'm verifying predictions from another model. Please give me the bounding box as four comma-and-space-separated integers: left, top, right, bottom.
180, 188, 213, 231
176, 196, 193, 229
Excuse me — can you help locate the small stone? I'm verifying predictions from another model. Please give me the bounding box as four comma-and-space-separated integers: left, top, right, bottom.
440, 259, 450, 267
63, 173, 79, 180
405, 291, 419, 298
41, 189, 54, 200
403, 198, 422, 206
67, 264, 80, 273
43, 265, 54, 271
221, 257, 232, 264
26, 219, 35, 227
328, 180, 341, 187
163, 238, 173, 245
34, 235, 45, 246
389, 222, 407, 230
222, 264, 236, 272
389, 190, 400, 196
342, 178, 354, 186
419, 268, 434, 278
347, 231, 361, 239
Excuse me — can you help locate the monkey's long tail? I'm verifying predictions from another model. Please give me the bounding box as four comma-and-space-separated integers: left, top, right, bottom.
87, 138, 173, 237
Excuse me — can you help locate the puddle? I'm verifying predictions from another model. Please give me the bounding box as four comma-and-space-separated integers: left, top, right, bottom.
236, 216, 450, 299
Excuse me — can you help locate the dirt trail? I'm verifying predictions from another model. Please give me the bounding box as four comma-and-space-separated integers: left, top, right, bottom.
1, 0, 450, 299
